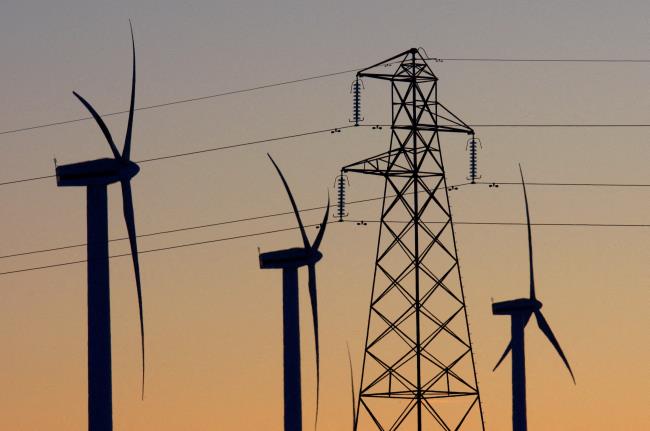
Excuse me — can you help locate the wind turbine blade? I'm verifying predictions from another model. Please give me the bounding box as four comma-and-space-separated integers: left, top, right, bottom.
123, 20, 136, 161
121, 180, 146, 398
519, 164, 536, 300
267, 154, 310, 248
347, 342, 357, 429
72, 91, 120, 159
307, 264, 320, 429
311, 194, 330, 250
493, 341, 512, 371
534, 310, 575, 384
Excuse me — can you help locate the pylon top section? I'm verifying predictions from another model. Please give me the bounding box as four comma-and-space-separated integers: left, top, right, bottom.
356, 48, 474, 136
357, 48, 437, 83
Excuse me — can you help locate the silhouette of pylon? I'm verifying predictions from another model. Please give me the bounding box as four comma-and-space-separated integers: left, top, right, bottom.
342, 48, 485, 431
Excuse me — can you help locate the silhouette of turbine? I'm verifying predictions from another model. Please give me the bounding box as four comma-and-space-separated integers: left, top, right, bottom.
55, 23, 144, 431
492, 165, 575, 431
259, 154, 329, 431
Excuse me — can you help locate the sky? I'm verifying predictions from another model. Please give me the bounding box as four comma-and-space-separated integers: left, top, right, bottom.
0, 0, 649, 430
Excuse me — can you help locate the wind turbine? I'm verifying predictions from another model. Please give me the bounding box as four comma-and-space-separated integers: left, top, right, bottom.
55, 23, 145, 431
259, 154, 329, 431
492, 165, 575, 431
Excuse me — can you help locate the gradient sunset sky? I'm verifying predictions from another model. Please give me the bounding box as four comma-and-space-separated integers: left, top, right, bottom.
0, 1, 648, 430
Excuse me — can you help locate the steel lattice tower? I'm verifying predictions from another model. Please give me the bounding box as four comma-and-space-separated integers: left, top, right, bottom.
342, 49, 485, 430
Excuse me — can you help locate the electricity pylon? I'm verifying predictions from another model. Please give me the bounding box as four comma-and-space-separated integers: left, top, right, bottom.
342, 48, 485, 430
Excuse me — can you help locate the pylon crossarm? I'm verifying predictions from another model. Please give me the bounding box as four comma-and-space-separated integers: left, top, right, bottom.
358, 73, 400, 82
343, 149, 418, 176
356, 48, 414, 77
434, 102, 474, 134
391, 124, 465, 134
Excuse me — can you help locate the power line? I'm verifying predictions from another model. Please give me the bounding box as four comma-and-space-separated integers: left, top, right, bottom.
346, 220, 650, 227
0, 206, 325, 259
429, 58, 650, 63
2, 56, 648, 138
468, 124, 650, 128
369, 123, 650, 128
3, 180, 650, 260
5, 180, 650, 259
0, 182, 650, 275
0, 125, 353, 187
475, 181, 650, 187
384, 57, 650, 68
0, 191, 384, 260
0, 69, 360, 137
136, 125, 356, 163
1, 217, 648, 277
2, 122, 650, 188
0, 174, 56, 186
0, 224, 320, 276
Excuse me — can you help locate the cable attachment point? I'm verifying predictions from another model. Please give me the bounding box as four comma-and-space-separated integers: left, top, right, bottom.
349, 77, 365, 126
419, 47, 443, 63
466, 136, 483, 184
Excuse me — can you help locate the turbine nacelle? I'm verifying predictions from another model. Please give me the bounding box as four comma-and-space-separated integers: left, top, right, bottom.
259, 247, 322, 270
492, 298, 542, 316
56, 158, 139, 187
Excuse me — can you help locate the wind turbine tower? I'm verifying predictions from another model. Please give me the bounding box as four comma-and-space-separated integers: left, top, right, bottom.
342, 48, 485, 430
55, 24, 145, 431
492, 166, 575, 431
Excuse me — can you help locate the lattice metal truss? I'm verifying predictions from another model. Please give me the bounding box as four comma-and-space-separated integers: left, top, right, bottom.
342, 48, 486, 431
